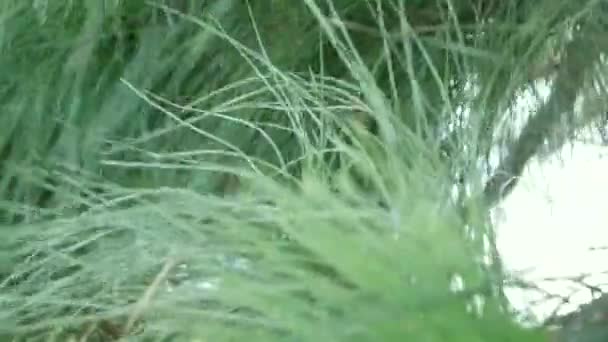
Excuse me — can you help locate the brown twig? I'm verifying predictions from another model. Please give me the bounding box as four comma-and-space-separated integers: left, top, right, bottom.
123, 257, 178, 336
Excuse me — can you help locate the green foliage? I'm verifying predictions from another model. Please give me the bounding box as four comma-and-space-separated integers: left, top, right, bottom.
0, 0, 606, 340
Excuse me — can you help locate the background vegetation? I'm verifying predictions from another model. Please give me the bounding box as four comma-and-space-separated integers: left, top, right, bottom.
0, 0, 607, 340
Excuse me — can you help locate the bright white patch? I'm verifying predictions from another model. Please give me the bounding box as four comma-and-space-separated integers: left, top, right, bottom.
497, 142, 608, 320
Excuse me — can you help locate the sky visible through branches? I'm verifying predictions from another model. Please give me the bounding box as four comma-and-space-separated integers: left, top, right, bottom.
496, 86, 608, 321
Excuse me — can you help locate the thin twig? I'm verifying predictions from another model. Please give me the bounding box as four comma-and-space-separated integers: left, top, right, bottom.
123, 257, 178, 336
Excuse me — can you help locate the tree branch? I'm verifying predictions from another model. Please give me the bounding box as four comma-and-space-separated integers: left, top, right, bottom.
482, 33, 602, 208
467, 31, 604, 309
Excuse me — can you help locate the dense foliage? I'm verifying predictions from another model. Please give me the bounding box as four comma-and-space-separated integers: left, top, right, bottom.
0, 0, 606, 340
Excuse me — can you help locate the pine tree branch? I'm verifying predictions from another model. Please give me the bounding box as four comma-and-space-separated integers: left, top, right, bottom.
468, 30, 604, 310
482, 33, 602, 208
